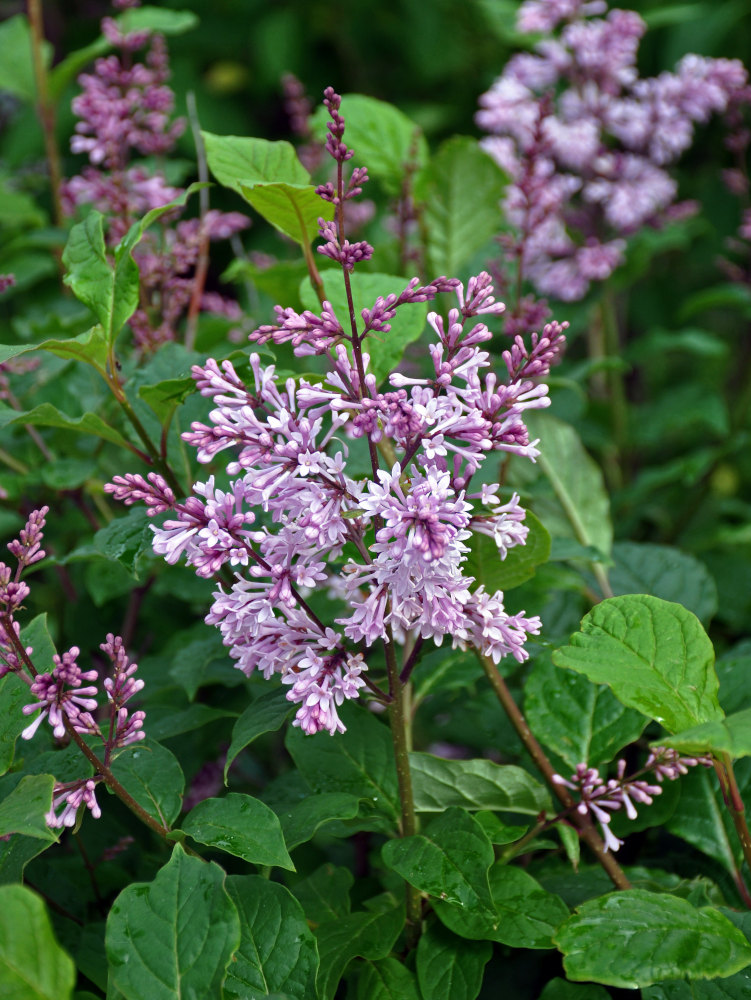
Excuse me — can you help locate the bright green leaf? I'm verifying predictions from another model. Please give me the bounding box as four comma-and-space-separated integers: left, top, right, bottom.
223, 875, 318, 1000
657, 708, 751, 758
203, 131, 309, 193
106, 844, 240, 1000
182, 792, 295, 870
240, 181, 333, 246
0, 16, 51, 102
0, 885, 75, 999
113, 5, 199, 35
553, 595, 722, 733
410, 752, 550, 814
0, 401, 137, 452
555, 890, 751, 987
312, 94, 428, 194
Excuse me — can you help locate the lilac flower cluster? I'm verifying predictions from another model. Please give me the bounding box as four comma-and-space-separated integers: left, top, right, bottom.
554, 748, 712, 851
477, 0, 750, 302
107, 88, 564, 736
0, 509, 145, 828
63, 0, 248, 351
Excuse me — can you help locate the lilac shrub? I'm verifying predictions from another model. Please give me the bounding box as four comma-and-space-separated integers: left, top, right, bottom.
108, 88, 567, 736
478, 0, 750, 302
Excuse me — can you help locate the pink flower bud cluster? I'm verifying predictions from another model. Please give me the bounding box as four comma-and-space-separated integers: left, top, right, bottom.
554, 748, 713, 851
477, 0, 750, 301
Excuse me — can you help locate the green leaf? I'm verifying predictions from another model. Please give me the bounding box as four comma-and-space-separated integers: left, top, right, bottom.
0, 673, 38, 777
145, 703, 237, 742
0, 402, 136, 452
356, 957, 420, 1000
294, 864, 353, 924
680, 282, 751, 321
382, 807, 495, 912
609, 542, 718, 625
0, 15, 51, 102
300, 271, 428, 386
466, 510, 551, 592
225, 687, 294, 781
93, 507, 152, 575
554, 890, 751, 987
665, 765, 743, 875
423, 136, 507, 276
0, 885, 75, 999
527, 413, 612, 559
113, 5, 199, 35
109, 739, 184, 827
643, 970, 751, 1000
657, 708, 751, 758
315, 899, 404, 1000
203, 131, 309, 193
539, 978, 611, 1000
312, 94, 428, 194
435, 862, 569, 949
553, 595, 722, 733
239, 181, 333, 247
138, 375, 196, 422
0, 834, 54, 886
0, 774, 56, 841
106, 844, 240, 1000
285, 705, 399, 824
525, 655, 648, 771
277, 792, 361, 850
416, 921, 492, 1000
409, 752, 550, 814
223, 875, 318, 1000
182, 792, 295, 870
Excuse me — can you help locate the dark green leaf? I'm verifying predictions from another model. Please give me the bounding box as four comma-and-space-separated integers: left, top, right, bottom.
609, 542, 718, 625
182, 792, 295, 870
0, 834, 54, 885
106, 844, 240, 1000
223, 875, 318, 1000
554, 890, 751, 987
225, 686, 293, 781
93, 507, 152, 575
109, 739, 184, 827
643, 969, 751, 1000
138, 376, 196, 422
466, 510, 551, 592
0, 885, 75, 999
145, 703, 237, 742
525, 655, 648, 771
382, 807, 495, 912
286, 705, 399, 824
539, 977, 611, 1000
0, 672, 39, 777
435, 862, 569, 948
666, 766, 741, 875
0, 774, 56, 841
423, 136, 506, 276
416, 920, 492, 1000
300, 271, 428, 385
552, 595, 722, 733
315, 899, 404, 1000
293, 864, 353, 924
239, 181, 333, 246
277, 792, 361, 850
409, 752, 550, 814
356, 957, 420, 1000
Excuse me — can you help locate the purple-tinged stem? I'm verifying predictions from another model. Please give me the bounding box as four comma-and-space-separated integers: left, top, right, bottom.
478, 652, 631, 890
715, 755, 751, 907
